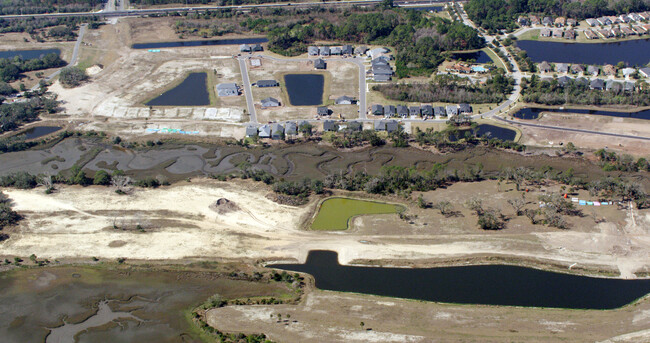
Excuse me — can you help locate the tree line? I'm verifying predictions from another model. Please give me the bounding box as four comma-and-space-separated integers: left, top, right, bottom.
0, 95, 59, 134
0, 53, 66, 83
0, 0, 105, 15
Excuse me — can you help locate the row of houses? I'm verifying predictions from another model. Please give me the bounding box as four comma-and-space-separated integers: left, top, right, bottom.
538, 62, 650, 79
585, 12, 650, 27
536, 75, 637, 91
370, 103, 472, 118
308, 45, 355, 57
239, 44, 264, 53
539, 28, 576, 39
520, 15, 578, 27
370, 56, 393, 82
584, 24, 650, 39
246, 121, 304, 139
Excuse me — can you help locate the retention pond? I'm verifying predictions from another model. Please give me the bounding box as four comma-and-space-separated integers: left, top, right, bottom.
0, 49, 60, 60
284, 74, 324, 106
516, 39, 650, 66
132, 37, 267, 49
271, 251, 650, 309
513, 107, 650, 120
146, 72, 209, 106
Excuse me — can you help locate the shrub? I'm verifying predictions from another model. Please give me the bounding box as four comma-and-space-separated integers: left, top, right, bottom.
59, 67, 88, 88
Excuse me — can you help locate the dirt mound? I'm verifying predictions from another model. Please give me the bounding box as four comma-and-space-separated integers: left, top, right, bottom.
86, 64, 103, 76
211, 198, 240, 214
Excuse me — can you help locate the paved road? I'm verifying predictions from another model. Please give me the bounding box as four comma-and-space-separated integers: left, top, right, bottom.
350, 57, 367, 119
237, 57, 257, 124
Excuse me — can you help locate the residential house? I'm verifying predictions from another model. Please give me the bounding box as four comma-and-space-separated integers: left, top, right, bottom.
421, 105, 433, 117
606, 79, 623, 92
564, 29, 576, 39
258, 124, 271, 138
540, 28, 552, 37
323, 120, 337, 132
396, 105, 409, 117
374, 120, 386, 131
621, 27, 636, 35
543, 16, 553, 26
619, 14, 631, 23
622, 67, 636, 78
434, 106, 446, 117
347, 121, 362, 132
598, 29, 614, 38
555, 17, 566, 27
558, 75, 572, 86
597, 17, 612, 25
374, 74, 391, 82
342, 45, 353, 55
607, 16, 621, 24
371, 104, 384, 116
517, 16, 530, 26
587, 65, 599, 76
320, 46, 330, 56
584, 30, 599, 39
632, 26, 646, 35
216, 83, 238, 97
575, 77, 589, 86
586, 18, 598, 26
284, 122, 297, 136
367, 47, 390, 59
645, 24, 650, 32
639, 11, 650, 20
553, 29, 563, 38
589, 78, 605, 90
261, 97, 280, 107
330, 46, 342, 55
539, 61, 552, 73
271, 123, 284, 140
529, 15, 541, 25
540, 76, 553, 83
639, 67, 650, 77
252, 44, 263, 52
567, 18, 577, 26
314, 58, 326, 70
630, 13, 642, 22
385, 105, 397, 117
385, 120, 399, 133
335, 96, 354, 105
245, 125, 258, 138
308, 46, 319, 56
603, 64, 617, 76
624, 81, 636, 92
257, 80, 278, 87
354, 46, 368, 55
239, 44, 251, 52
459, 103, 472, 114
317, 106, 330, 116
409, 106, 420, 116
556, 63, 569, 73
570, 64, 585, 74
446, 105, 458, 117
612, 27, 622, 37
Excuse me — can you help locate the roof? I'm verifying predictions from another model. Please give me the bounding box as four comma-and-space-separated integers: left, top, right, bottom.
640, 67, 650, 76
385, 105, 396, 115
557, 75, 572, 86
330, 47, 342, 55
320, 46, 330, 55
570, 64, 584, 73
347, 121, 362, 131
409, 106, 420, 115
624, 81, 635, 91
285, 122, 297, 135
240, 44, 251, 51
371, 104, 384, 114
556, 63, 569, 72
396, 105, 408, 115
446, 105, 458, 114
314, 58, 326, 69
587, 65, 599, 75
539, 61, 551, 72
373, 74, 391, 82
323, 120, 337, 131
257, 79, 278, 87
459, 103, 471, 113
605, 79, 622, 91
342, 45, 353, 54
261, 97, 280, 106
434, 106, 445, 116
259, 124, 271, 137
317, 106, 329, 115
590, 78, 604, 89
622, 68, 636, 76
217, 83, 237, 90
308, 46, 319, 54
245, 125, 258, 136
385, 120, 399, 133
374, 120, 386, 131
421, 105, 433, 115
335, 96, 354, 104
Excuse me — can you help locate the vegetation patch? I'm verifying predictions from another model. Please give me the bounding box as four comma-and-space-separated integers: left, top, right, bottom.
311, 197, 404, 230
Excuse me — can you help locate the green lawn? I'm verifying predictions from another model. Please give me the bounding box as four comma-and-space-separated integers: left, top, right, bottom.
311, 197, 404, 231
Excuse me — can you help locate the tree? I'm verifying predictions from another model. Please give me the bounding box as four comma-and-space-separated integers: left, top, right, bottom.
434, 201, 453, 216
417, 194, 428, 208
68, 165, 91, 186
59, 67, 88, 88
111, 175, 133, 194
507, 195, 526, 216
299, 123, 313, 138
465, 197, 483, 215
524, 208, 538, 224
93, 170, 111, 186
477, 209, 505, 230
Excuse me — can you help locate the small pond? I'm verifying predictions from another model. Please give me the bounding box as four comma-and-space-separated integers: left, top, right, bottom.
312, 198, 403, 230
516, 39, 650, 66
132, 37, 268, 49
452, 50, 492, 64
449, 124, 517, 142
513, 107, 650, 120
271, 250, 650, 309
284, 74, 324, 106
20, 126, 62, 140
404, 6, 444, 11
0, 49, 60, 60
146, 72, 209, 106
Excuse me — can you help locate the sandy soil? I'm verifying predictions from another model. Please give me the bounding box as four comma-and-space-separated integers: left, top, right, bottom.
1, 179, 648, 279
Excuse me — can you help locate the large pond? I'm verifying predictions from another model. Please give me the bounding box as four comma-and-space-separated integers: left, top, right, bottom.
0, 48, 60, 60
452, 50, 492, 64
271, 250, 650, 309
20, 126, 62, 140
284, 74, 325, 106
312, 198, 403, 230
513, 107, 650, 120
132, 37, 268, 49
146, 72, 209, 106
516, 39, 650, 66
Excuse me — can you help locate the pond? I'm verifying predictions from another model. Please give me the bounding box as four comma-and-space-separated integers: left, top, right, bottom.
132, 37, 268, 49
146, 72, 209, 106
404, 6, 444, 11
271, 250, 650, 309
0, 49, 60, 60
450, 124, 517, 142
284, 74, 325, 106
20, 126, 62, 140
513, 107, 650, 120
452, 50, 492, 64
311, 198, 404, 230
516, 39, 650, 66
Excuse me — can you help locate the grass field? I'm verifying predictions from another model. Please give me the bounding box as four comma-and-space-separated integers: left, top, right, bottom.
311, 197, 404, 230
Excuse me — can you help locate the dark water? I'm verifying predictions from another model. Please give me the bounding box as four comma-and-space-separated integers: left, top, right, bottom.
516, 39, 650, 66
271, 251, 650, 309
21, 126, 62, 139
0, 49, 60, 60
146, 72, 209, 106
452, 50, 492, 64
132, 37, 267, 49
513, 107, 650, 120
284, 74, 324, 106
449, 124, 517, 141
404, 6, 443, 11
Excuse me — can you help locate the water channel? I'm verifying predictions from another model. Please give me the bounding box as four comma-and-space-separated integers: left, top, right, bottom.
271, 250, 650, 309
0, 49, 61, 60
512, 107, 650, 120
132, 37, 268, 49
516, 39, 650, 66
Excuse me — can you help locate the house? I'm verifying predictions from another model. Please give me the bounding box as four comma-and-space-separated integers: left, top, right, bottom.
612, 27, 622, 37
556, 63, 569, 73
540, 28, 552, 37
552, 29, 563, 38
555, 17, 566, 27
517, 16, 530, 26
342, 45, 353, 55
540, 76, 553, 83
570, 64, 585, 74
298, 120, 310, 133
374, 120, 386, 131
529, 15, 541, 25
597, 17, 612, 25
271, 123, 284, 140
621, 27, 636, 35
261, 97, 280, 107
575, 77, 589, 86
645, 24, 650, 32
458, 103, 472, 114
347, 121, 362, 131
586, 18, 598, 27
557, 75, 572, 86
354, 46, 368, 55
447, 63, 472, 73
371, 104, 384, 116
539, 61, 552, 73
216, 83, 238, 97
543, 17, 553, 26
320, 46, 330, 56
330, 47, 342, 55
598, 29, 614, 38
624, 81, 635, 92
434, 106, 446, 117
284, 122, 297, 136
385, 105, 396, 117
258, 124, 271, 138
252, 44, 263, 52
308, 46, 319, 56
335, 96, 354, 105
567, 18, 577, 26
257, 80, 278, 87
374, 74, 392, 82
367, 47, 390, 59
608, 15, 621, 24
630, 13, 642, 21
622, 67, 636, 78
602, 64, 616, 76
639, 11, 650, 20
240, 44, 251, 52
564, 29, 576, 39
446, 105, 458, 116
396, 105, 409, 117
639, 67, 650, 78
322, 120, 337, 132
619, 14, 631, 23
317, 106, 330, 116
385, 120, 399, 133
632, 26, 646, 35
584, 30, 599, 39
314, 58, 326, 70
606, 79, 623, 92
421, 105, 433, 117
589, 78, 605, 90
245, 125, 258, 138
372, 64, 393, 76
587, 65, 599, 76
409, 106, 420, 116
